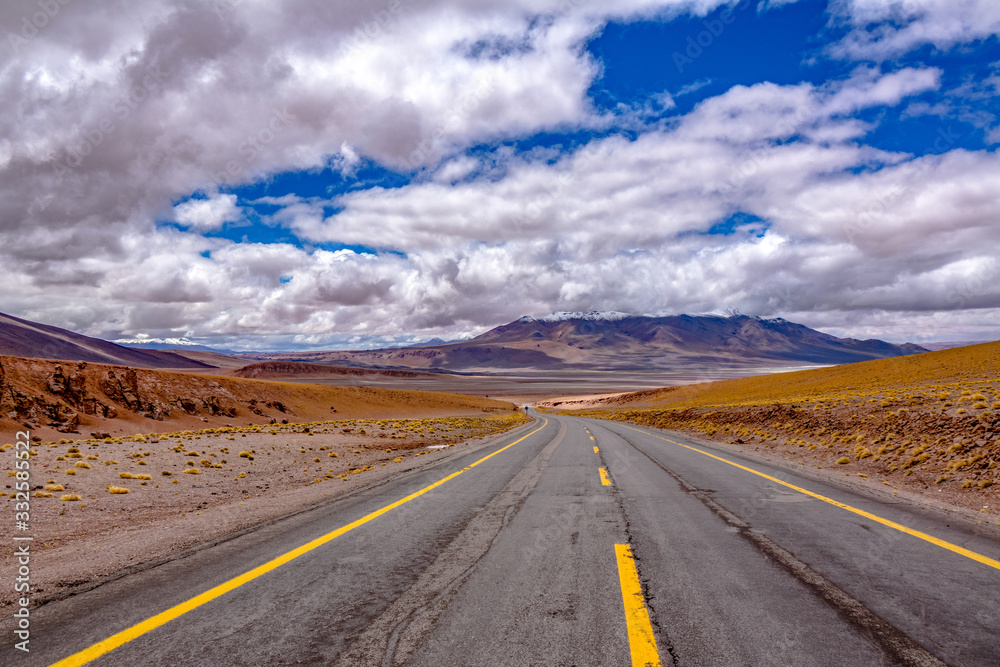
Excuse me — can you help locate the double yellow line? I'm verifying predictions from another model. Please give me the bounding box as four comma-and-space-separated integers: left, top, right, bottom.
51, 420, 549, 667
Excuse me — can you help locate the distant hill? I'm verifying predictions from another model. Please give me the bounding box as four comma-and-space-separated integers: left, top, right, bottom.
249, 313, 928, 372
0, 354, 517, 437
919, 341, 992, 351
230, 361, 437, 380
0, 312, 213, 369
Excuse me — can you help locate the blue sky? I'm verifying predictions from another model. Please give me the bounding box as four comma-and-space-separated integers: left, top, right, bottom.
4, 0, 1000, 350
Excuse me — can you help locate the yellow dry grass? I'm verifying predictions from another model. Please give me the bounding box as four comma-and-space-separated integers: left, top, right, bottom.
596, 341, 1000, 411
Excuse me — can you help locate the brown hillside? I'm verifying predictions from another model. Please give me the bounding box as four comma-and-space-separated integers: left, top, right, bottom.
0, 355, 517, 440
0, 312, 213, 369
231, 361, 434, 380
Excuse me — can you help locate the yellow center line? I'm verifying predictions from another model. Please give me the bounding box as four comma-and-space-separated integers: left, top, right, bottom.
590, 435, 595, 441
594, 446, 600, 453
619, 423, 1000, 572
599, 467, 612, 486
615, 544, 662, 667
49, 419, 550, 667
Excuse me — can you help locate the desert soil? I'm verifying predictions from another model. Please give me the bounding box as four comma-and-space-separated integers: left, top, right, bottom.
0, 414, 530, 608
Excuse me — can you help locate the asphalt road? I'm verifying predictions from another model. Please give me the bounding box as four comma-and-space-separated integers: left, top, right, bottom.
9, 413, 1000, 666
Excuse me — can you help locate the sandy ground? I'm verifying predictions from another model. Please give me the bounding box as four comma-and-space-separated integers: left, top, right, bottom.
0, 414, 530, 607
267, 368, 817, 404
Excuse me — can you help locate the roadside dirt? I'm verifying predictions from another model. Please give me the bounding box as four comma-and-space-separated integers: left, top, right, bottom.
0, 414, 530, 608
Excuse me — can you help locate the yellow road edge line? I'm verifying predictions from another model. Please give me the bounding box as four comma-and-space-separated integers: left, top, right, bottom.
594, 446, 600, 453
615, 544, 662, 667
619, 423, 1000, 572
49, 419, 550, 667
599, 467, 612, 486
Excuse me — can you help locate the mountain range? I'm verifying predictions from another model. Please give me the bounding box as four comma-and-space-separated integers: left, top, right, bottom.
0, 310, 929, 372
243, 312, 929, 372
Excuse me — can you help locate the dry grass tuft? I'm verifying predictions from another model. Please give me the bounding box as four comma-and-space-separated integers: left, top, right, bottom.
60, 494, 82, 502
107, 486, 130, 494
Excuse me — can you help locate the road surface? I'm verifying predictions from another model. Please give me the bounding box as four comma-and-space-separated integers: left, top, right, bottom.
10, 413, 1000, 666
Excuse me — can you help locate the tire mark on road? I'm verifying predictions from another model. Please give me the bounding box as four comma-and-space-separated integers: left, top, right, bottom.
337, 419, 568, 667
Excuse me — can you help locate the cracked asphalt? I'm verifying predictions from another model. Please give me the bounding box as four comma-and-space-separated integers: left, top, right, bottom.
14, 413, 1000, 666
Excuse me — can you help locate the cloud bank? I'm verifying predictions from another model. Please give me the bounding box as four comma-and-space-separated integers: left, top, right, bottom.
1, 0, 998, 349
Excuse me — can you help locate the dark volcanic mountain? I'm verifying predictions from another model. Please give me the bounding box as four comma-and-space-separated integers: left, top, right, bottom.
0, 312, 214, 369
255, 313, 928, 372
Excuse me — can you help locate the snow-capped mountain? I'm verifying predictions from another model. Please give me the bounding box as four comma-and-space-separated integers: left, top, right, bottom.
519, 311, 633, 323
113, 335, 233, 354
242, 313, 927, 372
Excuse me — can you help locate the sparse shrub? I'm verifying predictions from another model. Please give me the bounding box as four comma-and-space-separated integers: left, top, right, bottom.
162, 470, 172, 476
65, 469, 76, 475
107, 486, 129, 494
119, 472, 133, 479
75, 461, 91, 469
183, 468, 201, 475
135, 474, 152, 480
981, 480, 994, 489
34, 491, 54, 498
45, 483, 65, 491
60, 494, 82, 502
836, 457, 850, 465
